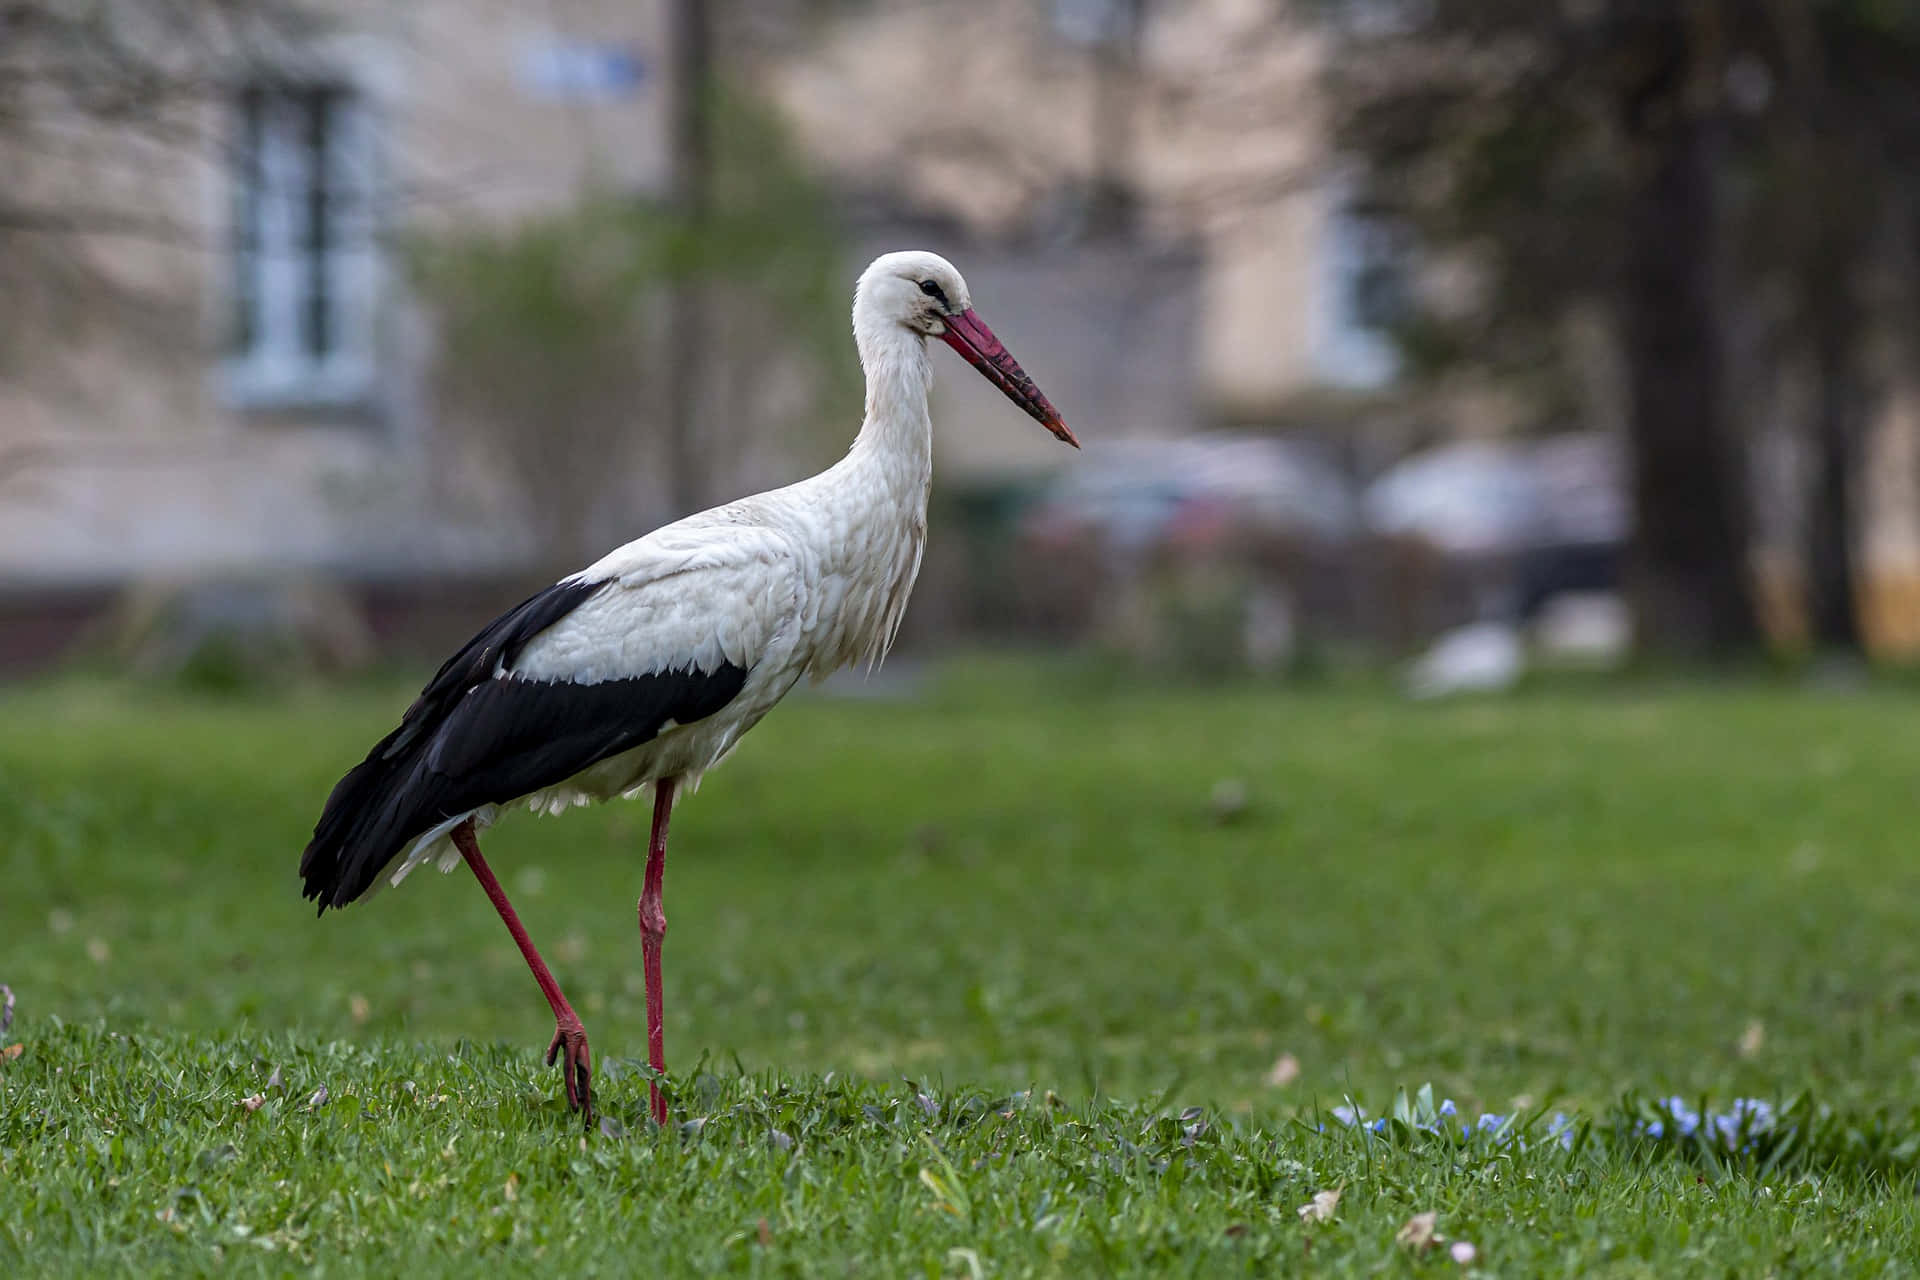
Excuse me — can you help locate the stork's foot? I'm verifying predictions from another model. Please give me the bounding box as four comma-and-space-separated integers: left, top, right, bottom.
545, 1017, 593, 1116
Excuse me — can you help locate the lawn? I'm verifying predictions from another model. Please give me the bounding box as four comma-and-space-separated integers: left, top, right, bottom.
6, 663, 1920, 1273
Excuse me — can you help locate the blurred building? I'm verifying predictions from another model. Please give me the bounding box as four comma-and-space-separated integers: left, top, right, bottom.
1, 0, 1421, 668
6, 0, 1916, 670
0, 1, 671, 603
769, 0, 1416, 464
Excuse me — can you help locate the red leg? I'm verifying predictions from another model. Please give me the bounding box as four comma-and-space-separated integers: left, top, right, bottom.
640, 778, 676, 1126
452, 820, 593, 1117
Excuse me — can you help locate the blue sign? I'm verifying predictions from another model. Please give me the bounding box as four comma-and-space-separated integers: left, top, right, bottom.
519, 42, 648, 101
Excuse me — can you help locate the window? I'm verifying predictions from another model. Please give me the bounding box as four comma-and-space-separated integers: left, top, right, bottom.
1312, 190, 1409, 390
225, 79, 379, 408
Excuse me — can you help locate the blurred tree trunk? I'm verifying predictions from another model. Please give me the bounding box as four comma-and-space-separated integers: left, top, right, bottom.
665, 0, 712, 517
1903, 178, 1920, 531
1801, 172, 1868, 654
1085, 0, 1146, 240
1617, 43, 1758, 658
1772, 0, 1869, 656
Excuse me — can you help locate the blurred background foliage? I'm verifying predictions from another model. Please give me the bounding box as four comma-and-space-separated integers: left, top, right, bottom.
1326, 0, 1920, 662
409, 84, 855, 570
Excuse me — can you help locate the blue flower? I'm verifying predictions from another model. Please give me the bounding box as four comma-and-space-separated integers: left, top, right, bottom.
1636, 1097, 1778, 1151
1320, 1092, 1782, 1156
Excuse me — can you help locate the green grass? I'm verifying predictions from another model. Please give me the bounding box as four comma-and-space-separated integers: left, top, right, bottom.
6, 664, 1920, 1273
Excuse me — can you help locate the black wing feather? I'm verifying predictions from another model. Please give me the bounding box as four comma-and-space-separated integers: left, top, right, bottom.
299, 579, 748, 912
379, 578, 605, 761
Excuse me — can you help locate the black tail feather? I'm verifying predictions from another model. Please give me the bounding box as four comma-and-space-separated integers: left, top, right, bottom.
299, 722, 437, 912
299, 578, 610, 912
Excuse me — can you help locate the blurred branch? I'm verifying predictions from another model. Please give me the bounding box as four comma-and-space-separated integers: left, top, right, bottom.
665, 0, 713, 516
0, 203, 201, 242
0, 0, 332, 371
1154, 165, 1320, 221
0, 442, 52, 494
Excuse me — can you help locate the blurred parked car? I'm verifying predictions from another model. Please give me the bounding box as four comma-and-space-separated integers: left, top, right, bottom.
1021, 433, 1358, 556
1365, 433, 1626, 622
1012, 433, 1361, 671
1364, 440, 1544, 556
995, 429, 1629, 677
1520, 432, 1627, 626
1367, 433, 1630, 692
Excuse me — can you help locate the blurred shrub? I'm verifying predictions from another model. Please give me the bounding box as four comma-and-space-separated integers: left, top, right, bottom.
408, 85, 854, 568
101, 578, 373, 693
1011, 521, 1347, 682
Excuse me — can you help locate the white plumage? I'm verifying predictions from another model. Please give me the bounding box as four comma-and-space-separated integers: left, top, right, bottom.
301, 250, 1076, 1121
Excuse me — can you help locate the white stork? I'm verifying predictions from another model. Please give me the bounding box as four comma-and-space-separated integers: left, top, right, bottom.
300, 251, 1077, 1125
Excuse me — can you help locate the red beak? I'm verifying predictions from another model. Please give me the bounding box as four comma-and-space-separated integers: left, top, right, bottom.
938, 308, 1079, 448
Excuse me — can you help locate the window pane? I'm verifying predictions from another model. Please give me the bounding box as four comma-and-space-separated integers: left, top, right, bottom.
231, 86, 265, 355
304, 86, 334, 360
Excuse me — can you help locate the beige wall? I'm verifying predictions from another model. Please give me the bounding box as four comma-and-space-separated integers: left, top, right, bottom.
374, 0, 671, 226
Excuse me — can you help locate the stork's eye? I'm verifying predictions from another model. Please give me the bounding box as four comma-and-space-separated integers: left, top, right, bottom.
918, 279, 948, 306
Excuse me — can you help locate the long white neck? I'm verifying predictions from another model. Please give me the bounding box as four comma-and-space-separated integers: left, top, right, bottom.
841, 314, 935, 499
782, 313, 934, 674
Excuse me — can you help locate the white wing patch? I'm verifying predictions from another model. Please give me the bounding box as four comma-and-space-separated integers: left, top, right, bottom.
513, 523, 799, 685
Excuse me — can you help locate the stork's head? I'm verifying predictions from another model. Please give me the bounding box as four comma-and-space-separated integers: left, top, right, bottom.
856, 250, 1078, 448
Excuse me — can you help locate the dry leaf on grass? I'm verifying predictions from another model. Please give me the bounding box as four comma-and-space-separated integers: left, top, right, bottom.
1397, 1211, 1440, 1252
1265, 1053, 1301, 1087
1298, 1188, 1341, 1222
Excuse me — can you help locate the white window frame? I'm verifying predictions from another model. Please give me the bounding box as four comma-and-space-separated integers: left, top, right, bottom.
220, 72, 383, 410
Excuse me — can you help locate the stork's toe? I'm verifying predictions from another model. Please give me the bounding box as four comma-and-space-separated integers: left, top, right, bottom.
545, 1020, 593, 1116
